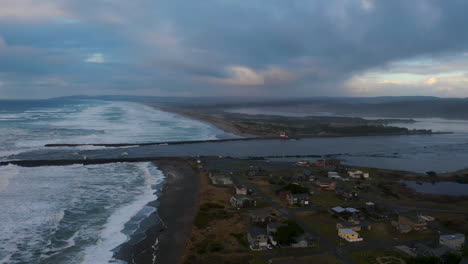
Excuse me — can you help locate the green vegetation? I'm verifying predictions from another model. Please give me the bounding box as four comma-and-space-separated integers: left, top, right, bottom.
230, 233, 249, 248
273, 220, 305, 246
278, 183, 309, 194
463, 246, 468, 258
407, 256, 439, 264
349, 249, 405, 264
376, 182, 400, 199
322, 125, 409, 135
454, 174, 468, 183
194, 203, 231, 228
196, 240, 224, 254
295, 211, 338, 242
405, 253, 462, 264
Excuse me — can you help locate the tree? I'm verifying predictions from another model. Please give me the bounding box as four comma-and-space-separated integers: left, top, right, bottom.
407, 256, 439, 264
273, 220, 305, 246
279, 183, 309, 194
442, 253, 462, 264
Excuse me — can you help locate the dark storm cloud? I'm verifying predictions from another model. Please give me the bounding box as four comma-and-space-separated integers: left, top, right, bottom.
1, 0, 468, 98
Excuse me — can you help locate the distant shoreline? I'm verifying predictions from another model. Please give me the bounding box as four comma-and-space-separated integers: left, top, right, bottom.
145, 104, 448, 139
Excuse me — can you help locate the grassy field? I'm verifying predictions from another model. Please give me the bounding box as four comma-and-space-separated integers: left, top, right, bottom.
360, 222, 437, 243
262, 253, 341, 264
308, 189, 364, 207
349, 249, 406, 264
295, 211, 340, 243
431, 212, 468, 234
182, 171, 252, 264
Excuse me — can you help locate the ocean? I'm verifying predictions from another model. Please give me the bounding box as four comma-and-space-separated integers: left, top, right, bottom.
0, 99, 224, 264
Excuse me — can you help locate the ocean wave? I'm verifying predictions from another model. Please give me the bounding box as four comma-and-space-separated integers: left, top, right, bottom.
1, 100, 222, 159
81, 163, 164, 264
0, 164, 18, 191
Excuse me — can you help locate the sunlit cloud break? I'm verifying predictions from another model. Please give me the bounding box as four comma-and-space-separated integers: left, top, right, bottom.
85, 53, 106, 64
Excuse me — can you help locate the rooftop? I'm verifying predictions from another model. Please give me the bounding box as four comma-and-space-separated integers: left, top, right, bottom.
291, 193, 309, 199
441, 233, 465, 240
339, 228, 358, 235
250, 208, 273, 218
232, 194, 251, 200
331, 206, 345, 213
249, 226, 266, 237
346, 207, 359, 213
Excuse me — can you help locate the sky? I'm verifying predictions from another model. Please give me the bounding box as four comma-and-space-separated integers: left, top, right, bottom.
1, 0, 468, 99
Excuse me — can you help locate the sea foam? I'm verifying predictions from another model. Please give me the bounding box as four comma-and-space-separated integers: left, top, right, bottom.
81, 163, 164, 264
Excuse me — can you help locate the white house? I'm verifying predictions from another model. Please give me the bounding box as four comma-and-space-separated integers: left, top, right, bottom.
247, 226, 269, 250
348, 170, 370, 179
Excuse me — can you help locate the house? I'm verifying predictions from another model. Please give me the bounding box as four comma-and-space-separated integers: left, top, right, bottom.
331, 206, 346, 214
296, 160, 311, 167
279, 190, 292, 200
279, 131, 288, 138
440, 233, 465, 251
316, 178, 336, 190
290, 234, 309, 248
392, 214, 428, 233
208, 172, 233, 185
234, 184, 248, 195
360, 202, 394, 220
247, 226, 269, 250
315, 159, 341, 168
331, 206, 360, 215
348, 170, 370, 179
337, 218, 372, 231
250, 209, 275, 224
230, 194, 256, 208
345, 207, 360, 214
286, 193, 309, 206
335, 187, 358, 201
414, 243, 456, 258
328, 172, 341, 179
338, 228, 363, 242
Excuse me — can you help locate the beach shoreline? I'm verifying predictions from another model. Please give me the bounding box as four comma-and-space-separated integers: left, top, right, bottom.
146, 104, 254, 138
115, 158, 200, 264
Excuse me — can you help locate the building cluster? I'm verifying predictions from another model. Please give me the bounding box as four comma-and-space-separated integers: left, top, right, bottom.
391, 213, 434, 234
198, 157, 466, 260
396, 233, 465, 258
246, 209, 313, 251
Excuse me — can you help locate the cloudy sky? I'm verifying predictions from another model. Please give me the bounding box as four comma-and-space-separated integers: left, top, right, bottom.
1, 0, 468, 98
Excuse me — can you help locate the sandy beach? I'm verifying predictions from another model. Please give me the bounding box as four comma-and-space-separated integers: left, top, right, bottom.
115, 158, 200, 264
148, 104, 254, 138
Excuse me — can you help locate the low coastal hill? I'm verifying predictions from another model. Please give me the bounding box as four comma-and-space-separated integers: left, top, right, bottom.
53, 95, 468, 120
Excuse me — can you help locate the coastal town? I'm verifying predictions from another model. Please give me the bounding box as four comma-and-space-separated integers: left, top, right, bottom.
180, 155, 468, 264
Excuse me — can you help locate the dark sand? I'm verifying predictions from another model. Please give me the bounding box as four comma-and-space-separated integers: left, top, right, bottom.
115, 158, 200, 264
